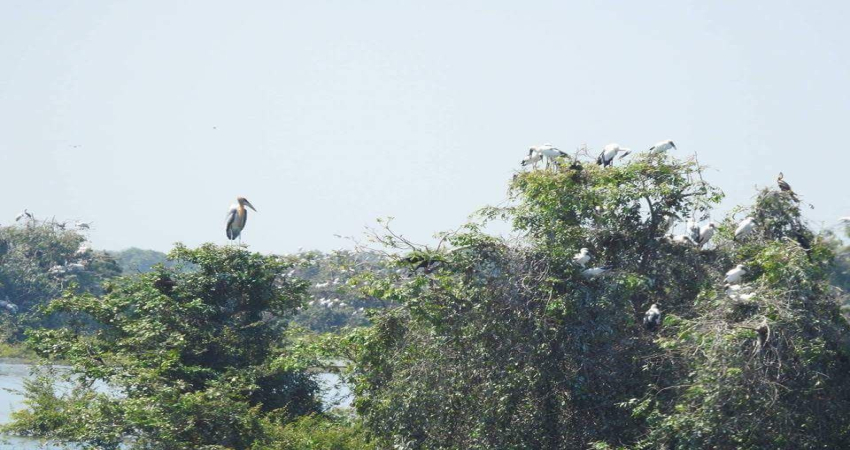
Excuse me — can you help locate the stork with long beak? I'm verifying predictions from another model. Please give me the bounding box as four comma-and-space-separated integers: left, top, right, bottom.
225, 197, 257, 242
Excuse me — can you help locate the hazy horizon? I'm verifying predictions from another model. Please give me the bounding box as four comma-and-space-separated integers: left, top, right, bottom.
2, 1, 849, 254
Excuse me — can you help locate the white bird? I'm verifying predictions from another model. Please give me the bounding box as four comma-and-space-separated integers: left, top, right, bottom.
581, 266, 609, 278
734, 217, 756, 240
15, 209, 33, 222
724, 264, 746, 284
66, 261, 86, 272
597, 143, 631, 167
697, 223, 717, 248
225, 197, 258, 241
0, 298, 18, 314
75, 243, 91, 256
573, 248, 591, 267
520, 148, 543, 169
648, 140, 676, 154
643, 304, 662, 331
671, 234, 696, 246
531, 143, 567, 169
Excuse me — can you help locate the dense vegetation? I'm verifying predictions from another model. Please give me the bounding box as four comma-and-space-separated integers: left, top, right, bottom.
2, 151, 850, 449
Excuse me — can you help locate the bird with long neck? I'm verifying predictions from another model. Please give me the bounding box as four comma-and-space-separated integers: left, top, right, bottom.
776, 172, 799, 202
225, 197, 257, 242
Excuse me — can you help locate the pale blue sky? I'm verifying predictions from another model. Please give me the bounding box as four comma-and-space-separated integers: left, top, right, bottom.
1, 1, 848, 253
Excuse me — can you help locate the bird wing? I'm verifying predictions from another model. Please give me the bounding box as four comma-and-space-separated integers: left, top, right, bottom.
225, 206, 238, 240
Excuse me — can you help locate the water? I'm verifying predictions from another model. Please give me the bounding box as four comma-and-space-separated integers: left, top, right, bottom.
0, 361, 352, 449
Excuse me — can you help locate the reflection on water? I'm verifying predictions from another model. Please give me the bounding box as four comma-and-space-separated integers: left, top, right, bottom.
1, 361, 351, 449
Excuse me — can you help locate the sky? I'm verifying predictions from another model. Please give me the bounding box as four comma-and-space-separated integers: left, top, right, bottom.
1, 1, 848, 254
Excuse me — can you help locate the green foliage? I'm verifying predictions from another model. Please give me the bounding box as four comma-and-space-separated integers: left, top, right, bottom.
9, 244, 324, 449
253, 412, 374, 450
109, 247, 187, 274
351, 153, 850, 449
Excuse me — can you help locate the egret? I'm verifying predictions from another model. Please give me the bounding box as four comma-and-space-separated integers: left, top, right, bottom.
648, 140, 676, 154
776, 173, 799, 202
581, 266, 609, 278
724, 264, 746, 284
643, 304, 662, 331
521, 148, 543, 169
573, 248, 591, 267
734, 217, 756, 240
697, 222, 716, 248
225, 197, 257, 242
596, 143, 631, 167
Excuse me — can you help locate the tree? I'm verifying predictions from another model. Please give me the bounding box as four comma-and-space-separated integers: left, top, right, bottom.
8, 244, 323, 449
349, 153, 850, 449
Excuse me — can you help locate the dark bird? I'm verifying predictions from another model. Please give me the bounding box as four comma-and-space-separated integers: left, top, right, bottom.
776, 172, 799, 202
643, 304, 662, 331
225, 197, 257, 241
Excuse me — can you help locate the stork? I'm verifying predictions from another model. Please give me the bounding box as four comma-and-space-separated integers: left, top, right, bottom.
532, 143, 567, 169
776, 173, 799, 202
573, 248, 591, 267
734, 217, 756, 240
643, 304, 662, 331
724, 264, 746, 284
225, 197, 257, 242
697, 222, 716, 248
15, 209, 33, 222
581, 266, 609, 278
596, 143, 631, 167
648, 140, 676, 154
521, 148, 543, 169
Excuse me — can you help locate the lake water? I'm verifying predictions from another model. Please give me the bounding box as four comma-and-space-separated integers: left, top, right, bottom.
0, 361, 351, 449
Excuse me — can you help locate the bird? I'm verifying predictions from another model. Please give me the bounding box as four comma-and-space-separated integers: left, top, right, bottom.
643, 304, 662, 331
75, 243, 91, 256
225, 197, 258, 241
776, 172, 799, 202
724, 264, 746, 284
697, 222, 716, 248
648, 140, 676, 154
75, 221, 92, 230
839, 217, 850, 223
15, 209, 33, 222
671, 234, 696, 246
581, 266, 609, 278
573, 248, 591, 267
597, 143, 631, 167
532, 143, 567, 169
0, 298, 18, 314
521, 147, 543, 169
687, 218, 701, 243
734, 217, 756, 240
66, 261, 86, 272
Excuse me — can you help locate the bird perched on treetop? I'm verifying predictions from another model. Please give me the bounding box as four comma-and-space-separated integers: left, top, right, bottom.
596, 143, 631, 167
573, 248, 591, 267
734, 217, 756, 240
697, 222, 717, 248
643, 304, 662, 331
776, 172, 799, 202
724, 264, 746, 284
648, 140, 676, 154
225, 197, 257, 241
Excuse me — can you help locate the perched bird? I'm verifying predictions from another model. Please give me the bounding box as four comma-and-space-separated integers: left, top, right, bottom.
734, 217, 756, 240
573, 248, 591, 267
648, 140, 676, 154
776, 172, 799, 202
532, 143, 567, 169
225, 197, 257, 241
697, 222, 716, 248
0, 298, 18, 314
75, 243, 91, 256
596, 143, 631, 167
724, 264, 746, 284
15, 209, 33, 222
75, 221, 92, 230
687, 218, 701, 243
520, 147, 543, 169
643, 304, 662, 331
671, 234, 696, 246
581, 266, 609, 278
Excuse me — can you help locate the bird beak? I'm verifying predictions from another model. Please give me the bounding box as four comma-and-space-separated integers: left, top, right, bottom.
245, 201, 257, 212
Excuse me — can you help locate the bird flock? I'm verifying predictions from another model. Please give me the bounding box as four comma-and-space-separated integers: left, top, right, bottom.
519, 139, 823, 332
